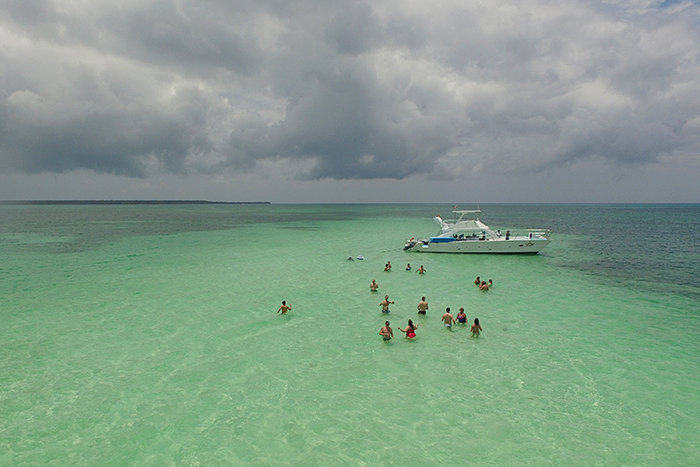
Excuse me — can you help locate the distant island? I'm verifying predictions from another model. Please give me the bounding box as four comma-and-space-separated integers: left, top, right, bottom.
0, 200, 271, 205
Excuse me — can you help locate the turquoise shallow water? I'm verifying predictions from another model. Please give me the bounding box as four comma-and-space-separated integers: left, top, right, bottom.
1, 204, 699, 466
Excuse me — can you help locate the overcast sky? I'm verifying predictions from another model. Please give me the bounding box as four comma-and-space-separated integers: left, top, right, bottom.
1, 0, 699, 203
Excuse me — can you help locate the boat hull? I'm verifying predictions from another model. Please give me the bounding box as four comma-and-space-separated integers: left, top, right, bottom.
405, 238, 551, 254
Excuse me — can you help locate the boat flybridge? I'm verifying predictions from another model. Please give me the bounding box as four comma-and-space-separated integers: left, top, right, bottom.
404, 210, 552, 254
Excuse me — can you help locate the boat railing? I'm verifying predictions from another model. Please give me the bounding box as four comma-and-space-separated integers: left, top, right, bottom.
409, 229, 551, 243
495, 229, 551, 240
524, 229, 552, 239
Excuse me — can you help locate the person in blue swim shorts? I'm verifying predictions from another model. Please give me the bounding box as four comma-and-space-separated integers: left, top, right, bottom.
380, 295, 394, 313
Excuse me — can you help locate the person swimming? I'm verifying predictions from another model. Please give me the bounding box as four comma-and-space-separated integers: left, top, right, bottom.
379, 321, 393, 340
457, 307, 467, 323
471, 317, 482, 336
380, 295, 394, 313
399, 319, 417, 338
277, 301, 292, 314
441, 308, 455, 328
416, 296, 429, 315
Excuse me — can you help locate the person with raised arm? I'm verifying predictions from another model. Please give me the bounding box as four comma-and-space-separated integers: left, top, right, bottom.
380, 295, 394, 313
399, 320, 417, 338
277, 301, 292, 314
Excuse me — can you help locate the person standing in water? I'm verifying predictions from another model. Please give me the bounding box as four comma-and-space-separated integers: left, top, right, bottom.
379, 321, 394, 340
474, 276, 481, 285
399, 320, 417, 338
417, 297, 429, 315
384, 261, 392, 271
406, 264, 411, 271
370, 279, 379, 292
456, 308, 467, 324
471, 318, 483, 336
277, 301, 292, 314
441, 307, 455, 328
380, 295, 394, 313
417, 265, 426, 274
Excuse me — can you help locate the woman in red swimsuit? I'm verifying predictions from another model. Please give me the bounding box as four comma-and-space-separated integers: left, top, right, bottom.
399, 319, 417, 338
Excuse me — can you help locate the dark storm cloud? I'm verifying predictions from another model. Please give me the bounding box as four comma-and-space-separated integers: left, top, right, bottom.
228, 59, 458, 179
0, 57, 215, 176
0, 0, 698, 181
324, 2, 383, 55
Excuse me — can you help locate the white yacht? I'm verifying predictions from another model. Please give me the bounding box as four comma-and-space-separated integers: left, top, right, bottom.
404, 210, 552, 254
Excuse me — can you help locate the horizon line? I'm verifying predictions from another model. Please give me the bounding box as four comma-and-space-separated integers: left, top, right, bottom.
0, 200, 271, 205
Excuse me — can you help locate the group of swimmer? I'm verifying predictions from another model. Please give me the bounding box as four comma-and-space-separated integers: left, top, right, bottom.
474, 276, 493, 291
377, 294, 483, 341
440, 308, 482, 334
379, 320, 418, 339
384, 261, 426, 274
278, 258, 486, 342
375, 259, 484, 341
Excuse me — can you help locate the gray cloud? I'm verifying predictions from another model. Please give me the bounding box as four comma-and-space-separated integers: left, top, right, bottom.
0, 0, 698, 183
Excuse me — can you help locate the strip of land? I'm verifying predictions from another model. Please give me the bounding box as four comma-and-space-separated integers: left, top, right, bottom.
0, 200, 270, 205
